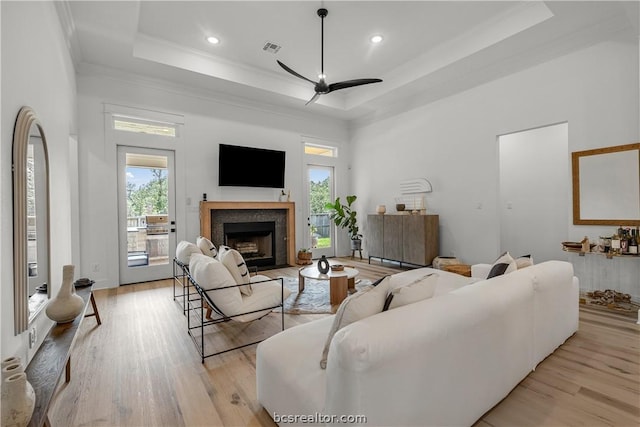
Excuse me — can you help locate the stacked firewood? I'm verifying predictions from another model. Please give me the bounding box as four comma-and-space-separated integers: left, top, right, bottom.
586, 289, 632, 309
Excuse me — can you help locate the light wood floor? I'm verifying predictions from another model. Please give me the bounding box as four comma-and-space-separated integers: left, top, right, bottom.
48, 258, 640, 427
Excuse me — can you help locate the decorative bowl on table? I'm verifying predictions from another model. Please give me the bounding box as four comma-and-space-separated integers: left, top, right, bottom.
330, 264, 344, 272
74, 278, 95, 288
395, 204, 405, 212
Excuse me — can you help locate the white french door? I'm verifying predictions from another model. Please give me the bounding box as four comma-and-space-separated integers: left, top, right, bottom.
117, 146, 176, 284
305, 164, 335, 258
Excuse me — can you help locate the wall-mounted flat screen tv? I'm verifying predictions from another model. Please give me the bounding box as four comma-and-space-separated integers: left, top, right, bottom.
218, 143, 286, 188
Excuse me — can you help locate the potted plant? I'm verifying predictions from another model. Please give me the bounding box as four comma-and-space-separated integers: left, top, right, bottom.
297, 248, 313, 265
325, 195, 362, 251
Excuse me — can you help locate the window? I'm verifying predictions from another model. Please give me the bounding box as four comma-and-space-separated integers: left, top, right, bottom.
304, 143, 337, 157
112, 116, 178, 137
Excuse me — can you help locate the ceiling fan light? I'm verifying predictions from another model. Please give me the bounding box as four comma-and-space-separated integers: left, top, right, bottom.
206, 36, 220, 45
318, 73, 326, 80
370, 35, 383, 44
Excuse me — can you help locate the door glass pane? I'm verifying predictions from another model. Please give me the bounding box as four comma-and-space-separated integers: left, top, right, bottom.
309, 167, 332, 250
125, 153, 169, 267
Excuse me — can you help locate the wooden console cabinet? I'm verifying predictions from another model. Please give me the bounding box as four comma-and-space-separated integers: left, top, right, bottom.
368, 214, 439, 266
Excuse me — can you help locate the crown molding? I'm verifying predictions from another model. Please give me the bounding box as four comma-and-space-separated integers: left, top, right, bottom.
54, 0, 83, 67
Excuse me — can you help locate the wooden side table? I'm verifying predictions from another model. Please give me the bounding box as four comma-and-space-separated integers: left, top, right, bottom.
443, 264, 472, 277
298, 265, 359, 305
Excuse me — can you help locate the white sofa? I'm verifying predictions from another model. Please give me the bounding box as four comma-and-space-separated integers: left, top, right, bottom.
256, 261, 579, 426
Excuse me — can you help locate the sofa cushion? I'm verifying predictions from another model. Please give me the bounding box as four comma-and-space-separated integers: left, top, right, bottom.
234, 275, 291, 322
487, 252, 517, 279
196, 236, 218, 258
320, 276, 391, 369
219, 248, 253, 296
383, 273, 439, 311
176, 240, 202, 265
189, 254, 242, 316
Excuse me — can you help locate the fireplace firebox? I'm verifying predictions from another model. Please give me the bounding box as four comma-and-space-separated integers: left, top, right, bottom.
224, 221, 276, 268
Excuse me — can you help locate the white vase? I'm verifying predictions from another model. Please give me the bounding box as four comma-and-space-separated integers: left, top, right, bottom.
1, 357, 24, 401
45, 265, 84, 323
1, 357, 20, 370
1, 373, 35, 427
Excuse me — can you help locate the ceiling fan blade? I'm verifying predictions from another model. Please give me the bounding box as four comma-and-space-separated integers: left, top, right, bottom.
277, 60, 317, 86
328, 78, 383, 93
305, 92, 321, 106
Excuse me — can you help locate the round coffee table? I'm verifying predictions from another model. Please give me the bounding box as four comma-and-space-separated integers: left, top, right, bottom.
298, 265, 359, 306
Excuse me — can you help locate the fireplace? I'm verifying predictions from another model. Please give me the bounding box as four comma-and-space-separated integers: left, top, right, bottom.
200, 201, 296, 267
224, 221, 276, 268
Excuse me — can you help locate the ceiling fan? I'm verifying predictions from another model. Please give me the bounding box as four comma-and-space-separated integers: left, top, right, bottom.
277, 8, 383, 105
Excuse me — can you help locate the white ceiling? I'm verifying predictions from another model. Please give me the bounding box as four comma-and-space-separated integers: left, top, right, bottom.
62, 1, 639, 121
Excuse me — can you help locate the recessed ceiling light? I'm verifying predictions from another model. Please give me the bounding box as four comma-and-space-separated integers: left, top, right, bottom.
370, 35, 383, 44
206, 36, 220, 45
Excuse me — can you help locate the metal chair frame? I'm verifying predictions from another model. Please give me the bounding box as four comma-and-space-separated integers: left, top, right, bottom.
173, 258, 285, 363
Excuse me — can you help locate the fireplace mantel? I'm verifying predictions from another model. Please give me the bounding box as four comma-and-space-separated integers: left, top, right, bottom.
200, 201, 296, 266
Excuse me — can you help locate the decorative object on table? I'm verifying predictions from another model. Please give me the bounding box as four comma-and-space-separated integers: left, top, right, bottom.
376, 205, 386, 214
2, 356, 24, 401
431, 256, 460, 270
1, 357, 21, 371
396, 178, 432, 214
317, 255, 330, 274
325, 195, 363, 252
1, 370, 35, 427
74, 277, 94, 288
395, 203, 405, 212
562, 241, 596, 252
330, 264, 344, 272
296, 249, 313, 265
580, 236, 590, 253
276, 8, 382, 105
45, 265, 84, 324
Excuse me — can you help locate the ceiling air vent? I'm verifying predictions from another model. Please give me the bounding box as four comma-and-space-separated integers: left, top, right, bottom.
262, 41, 281, 54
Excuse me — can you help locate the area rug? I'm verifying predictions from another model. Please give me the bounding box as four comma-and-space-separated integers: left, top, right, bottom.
276, 277, 372, 314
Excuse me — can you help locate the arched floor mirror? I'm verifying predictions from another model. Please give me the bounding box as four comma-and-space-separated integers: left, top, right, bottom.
13, 106, 51, 334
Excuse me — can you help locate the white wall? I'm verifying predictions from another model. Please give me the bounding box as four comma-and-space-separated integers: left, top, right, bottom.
1, 1, 77, 361
351, 39, 639, 265
76, 71, 350, 288
499, 123, 568, 263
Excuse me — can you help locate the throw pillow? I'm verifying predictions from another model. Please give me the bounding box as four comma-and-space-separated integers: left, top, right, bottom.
516, 254, 534, 269
371, 275, 389, 287
188, 254, 243, 316
176, 240, 202, 265
218, 248, 253, 296
486, 251, 517, 279
320, 276, 391, 369
196, 236, 218, 258
382, 273, 439, 311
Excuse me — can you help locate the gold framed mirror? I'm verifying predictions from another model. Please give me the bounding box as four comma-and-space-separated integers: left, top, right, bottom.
572, 142, 640, 225
13, 106, 51, 334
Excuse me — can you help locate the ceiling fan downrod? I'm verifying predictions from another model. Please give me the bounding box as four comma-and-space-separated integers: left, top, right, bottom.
318, 8, 327, 80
